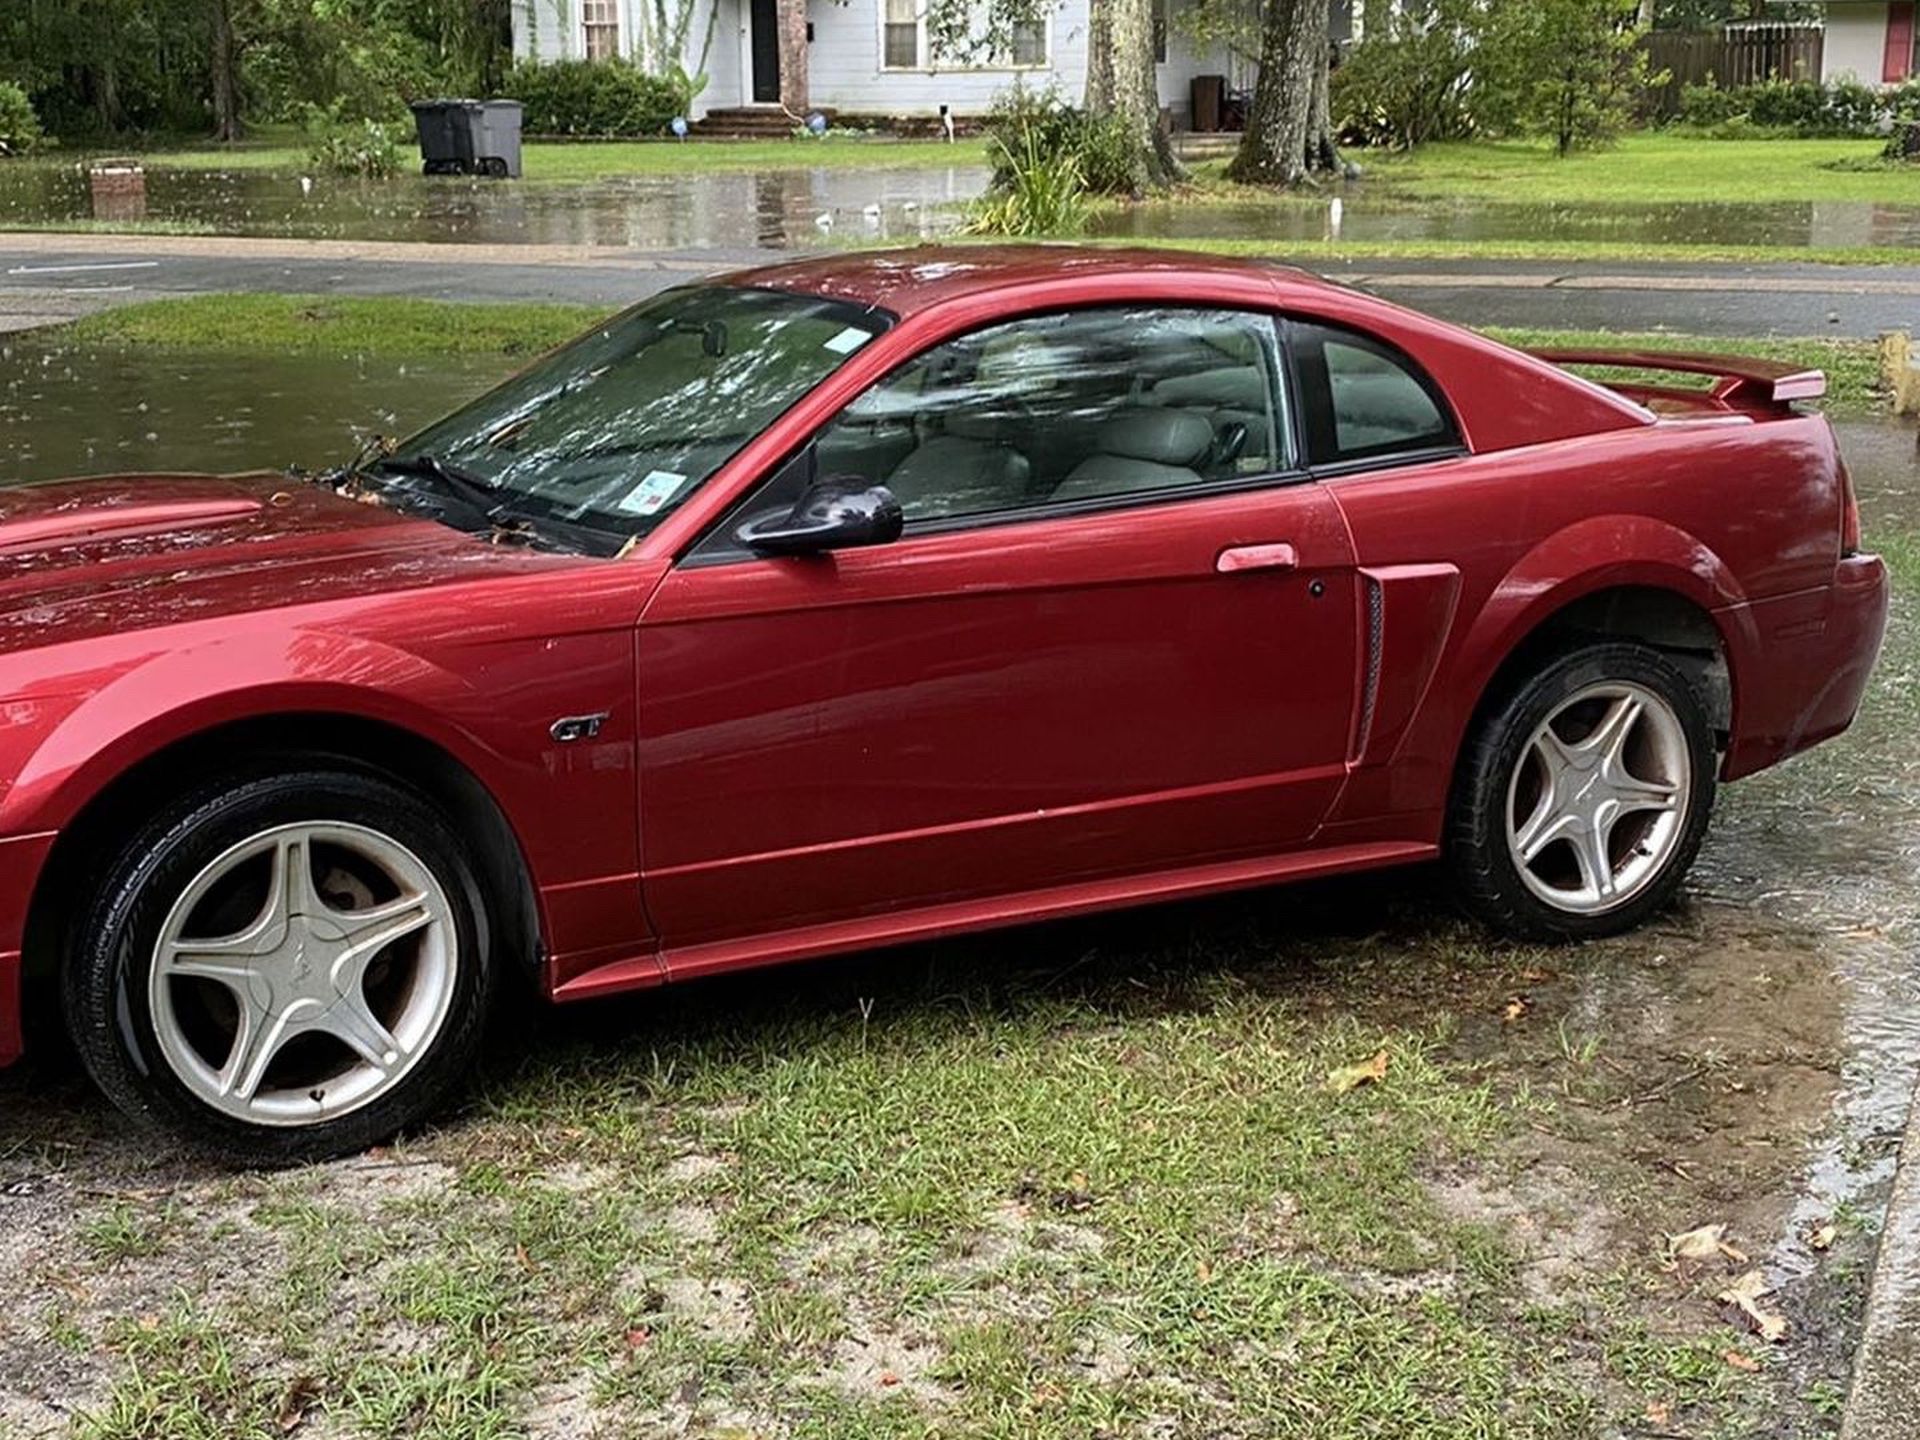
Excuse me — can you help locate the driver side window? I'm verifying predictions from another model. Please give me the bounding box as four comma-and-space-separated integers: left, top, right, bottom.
811, 306, 1293, 526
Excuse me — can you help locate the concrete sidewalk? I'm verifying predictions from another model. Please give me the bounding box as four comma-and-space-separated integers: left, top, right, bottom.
8, 231, 1920, 338
1843, 1093, 1920, 1440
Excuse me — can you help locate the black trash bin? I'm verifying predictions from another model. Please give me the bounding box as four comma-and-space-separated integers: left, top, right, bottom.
410, 99, 522, 178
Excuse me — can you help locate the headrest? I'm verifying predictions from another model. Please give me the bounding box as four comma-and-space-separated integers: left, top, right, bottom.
1096, 408, 1213, 467
943, 407, 1013, 442
1153, 366, 1269, 411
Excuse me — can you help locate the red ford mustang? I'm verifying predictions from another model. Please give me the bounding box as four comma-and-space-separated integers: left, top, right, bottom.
0, 247, 1887, 1160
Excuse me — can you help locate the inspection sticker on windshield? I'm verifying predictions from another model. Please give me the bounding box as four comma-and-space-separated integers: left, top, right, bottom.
823, 326, 872, 356
616, 470, 688, 516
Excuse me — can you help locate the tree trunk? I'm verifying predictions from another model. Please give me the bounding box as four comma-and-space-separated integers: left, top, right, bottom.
1084, 0, 1181, 192
209, 0, 242, 142
776, 0, 809, 114
1228, 0, 1340, 187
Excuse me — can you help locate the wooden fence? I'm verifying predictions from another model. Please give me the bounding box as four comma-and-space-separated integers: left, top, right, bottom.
1641, 25, 1825, 118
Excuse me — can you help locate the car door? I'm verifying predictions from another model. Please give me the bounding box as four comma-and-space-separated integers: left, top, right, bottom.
635, 304, 1361, 961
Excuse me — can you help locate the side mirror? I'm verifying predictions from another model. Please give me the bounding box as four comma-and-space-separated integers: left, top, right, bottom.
736, 478, 904, 556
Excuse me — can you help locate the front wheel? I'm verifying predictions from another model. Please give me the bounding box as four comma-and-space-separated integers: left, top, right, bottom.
65, 767, 499, 1164
1447, 642, 1718, 941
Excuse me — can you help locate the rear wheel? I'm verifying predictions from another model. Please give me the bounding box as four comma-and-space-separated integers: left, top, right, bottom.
65, 767, 498, 1164
1448, 642, 1717, 941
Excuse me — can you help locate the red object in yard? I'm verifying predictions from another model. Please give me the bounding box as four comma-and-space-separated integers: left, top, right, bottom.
0, 246, 1888, 1161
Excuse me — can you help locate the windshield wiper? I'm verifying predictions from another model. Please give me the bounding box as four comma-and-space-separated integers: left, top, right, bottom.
374, 452, 509, 520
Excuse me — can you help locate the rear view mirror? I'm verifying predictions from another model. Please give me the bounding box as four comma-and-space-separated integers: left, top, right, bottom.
736, 478, 904, 556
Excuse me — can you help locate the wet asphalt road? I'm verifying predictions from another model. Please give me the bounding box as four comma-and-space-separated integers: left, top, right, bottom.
7, 234, 1920, 338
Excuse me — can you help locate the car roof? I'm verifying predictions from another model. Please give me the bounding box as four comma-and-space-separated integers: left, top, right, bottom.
722, 243, 1336, 317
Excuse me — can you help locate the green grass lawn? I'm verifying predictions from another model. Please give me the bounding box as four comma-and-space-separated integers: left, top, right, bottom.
1110, 132, 1920, 263
60, 293, 1889, 415
1343, 133, 1906, 206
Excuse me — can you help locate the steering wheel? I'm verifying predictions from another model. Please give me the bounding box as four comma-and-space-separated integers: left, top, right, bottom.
1209, 421, 1250, 475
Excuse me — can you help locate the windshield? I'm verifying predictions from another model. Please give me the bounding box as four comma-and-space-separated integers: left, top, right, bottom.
377, 286, 893, 554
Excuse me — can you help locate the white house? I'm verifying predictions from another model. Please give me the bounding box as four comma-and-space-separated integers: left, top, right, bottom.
1808, 1, 1917, 83
511, 0, 1269, 128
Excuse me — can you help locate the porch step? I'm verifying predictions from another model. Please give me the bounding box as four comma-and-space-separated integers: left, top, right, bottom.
695, 106, 833, 138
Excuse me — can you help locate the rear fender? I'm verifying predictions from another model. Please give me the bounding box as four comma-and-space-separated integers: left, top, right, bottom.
1336, 516, 1750, 826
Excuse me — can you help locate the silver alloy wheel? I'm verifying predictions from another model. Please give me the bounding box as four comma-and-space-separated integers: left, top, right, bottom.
147, 822, 458, 1127
1505, 680, 1691, 915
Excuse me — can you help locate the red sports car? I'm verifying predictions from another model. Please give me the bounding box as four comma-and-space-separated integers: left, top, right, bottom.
0, 248, 1887, 1161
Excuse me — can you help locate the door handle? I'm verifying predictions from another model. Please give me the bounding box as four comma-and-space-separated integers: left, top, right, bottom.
1215, 543, 1299, 575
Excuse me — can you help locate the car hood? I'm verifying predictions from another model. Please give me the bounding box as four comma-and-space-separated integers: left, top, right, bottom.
0, 471, 574, 654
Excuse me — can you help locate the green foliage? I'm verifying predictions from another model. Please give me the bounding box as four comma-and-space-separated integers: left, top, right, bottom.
0, 0, 509, 142
1331, 0, 1478, 150
1675, 75, 1888, 137
304, 109, 404, 177
923, 0, 1054, 67
970, 120, 1088, 236
983, 86, 1141, 196
1476, 0, 1659, 155
500, 59, 680, 138
0, 80, 40, 155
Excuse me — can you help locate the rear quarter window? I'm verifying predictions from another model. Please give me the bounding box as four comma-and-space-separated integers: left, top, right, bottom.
1290, 320, 1460, 469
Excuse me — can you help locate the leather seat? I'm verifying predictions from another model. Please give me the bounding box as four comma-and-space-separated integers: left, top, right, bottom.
1051, 408, 1215, 502
1150, 366, 1276, 465
884, 409, 1032, 520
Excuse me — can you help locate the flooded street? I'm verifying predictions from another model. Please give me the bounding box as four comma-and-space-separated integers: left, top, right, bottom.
0, 161, 980, 249
0, 340, 513, 480
12, 155, 1920, 256
0, 341, 1915, 1434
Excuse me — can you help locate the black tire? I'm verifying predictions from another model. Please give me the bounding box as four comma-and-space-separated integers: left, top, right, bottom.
1447, 641, 1717, 942
63, 766, 499, 1165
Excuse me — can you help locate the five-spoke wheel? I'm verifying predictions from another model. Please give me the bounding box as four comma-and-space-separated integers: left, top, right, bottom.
149, 823, 458, 1127
66, 767, 498, 1164
1450, 643, 1717, 940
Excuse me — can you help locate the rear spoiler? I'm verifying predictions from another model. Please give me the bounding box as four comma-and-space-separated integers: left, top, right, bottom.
1527, 348, 1826, 407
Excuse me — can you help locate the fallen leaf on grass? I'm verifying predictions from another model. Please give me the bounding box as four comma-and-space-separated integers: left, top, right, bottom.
1502, 996, 1530, 1023
1719, 1270, 1789, 1343
1325, 1049, 1390, 1095
1722, 1349, 1760, 1372
276, 1375, 321, 1434
1668, 1223, 1748, 1266
1643, 1400, 1672, 1427
1808, 1223, 1838, 1252
624, 1327, 651, 1351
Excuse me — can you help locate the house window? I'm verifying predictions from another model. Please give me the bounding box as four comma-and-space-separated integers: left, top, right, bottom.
884, 1, 1046, 71
1009, 17, 1048, 66
582, 0, 621, 60
884, 0, 922, 68
1152, 0, 1168, 63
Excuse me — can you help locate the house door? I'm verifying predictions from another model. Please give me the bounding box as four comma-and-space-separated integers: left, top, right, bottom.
750, 0, 781, 103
